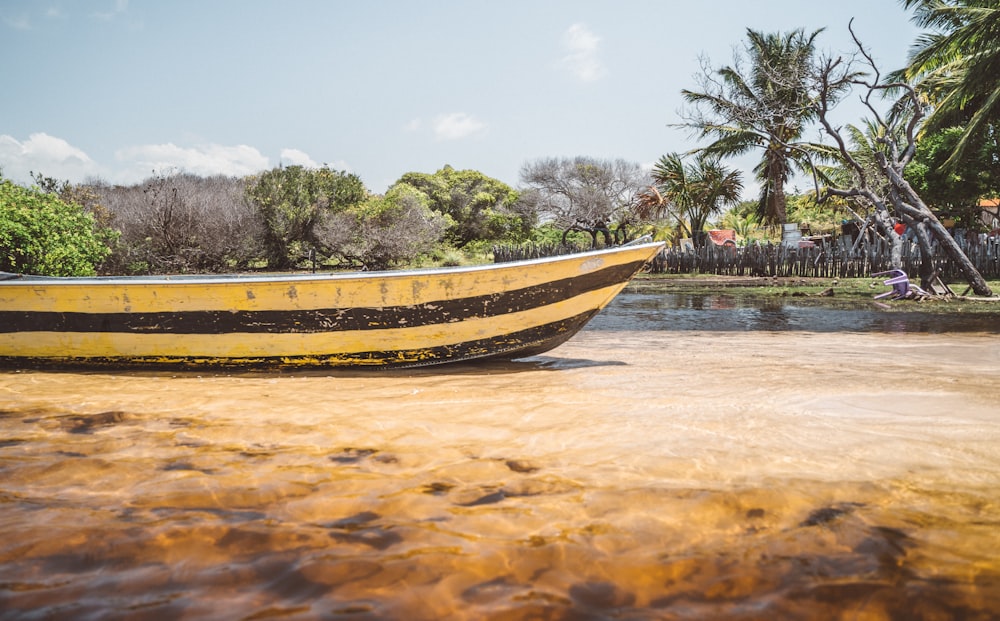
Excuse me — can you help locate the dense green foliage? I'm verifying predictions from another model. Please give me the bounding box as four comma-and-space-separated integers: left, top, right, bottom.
396, 166, 530, 250
905, 126, 1000, 228
649, 153, 743, 247
0, 177, 113, 276
785, 193, 845, 235
898, 0, 1000, 168
245, 165, 366, 269
315, 183, 449, 270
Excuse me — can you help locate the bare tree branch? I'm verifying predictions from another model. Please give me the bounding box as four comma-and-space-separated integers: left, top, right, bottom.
809, 26, 992, 296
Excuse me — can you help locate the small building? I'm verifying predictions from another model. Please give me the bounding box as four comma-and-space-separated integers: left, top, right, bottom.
707, 230, 736, 246
980, 198, 999, 231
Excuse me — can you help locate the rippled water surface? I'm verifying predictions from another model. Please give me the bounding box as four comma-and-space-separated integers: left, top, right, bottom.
590, 291, 1000, 333
1, 293, 999, 620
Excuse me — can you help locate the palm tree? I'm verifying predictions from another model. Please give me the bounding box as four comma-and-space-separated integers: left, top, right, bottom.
679, 28, 822, 226
647, 153, 743, 247
897, 0, 1000, 167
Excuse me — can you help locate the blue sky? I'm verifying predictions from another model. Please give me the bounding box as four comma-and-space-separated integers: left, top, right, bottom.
1, 1, 920, 196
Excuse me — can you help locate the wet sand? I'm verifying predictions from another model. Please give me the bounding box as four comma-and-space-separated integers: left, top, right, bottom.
1, 329, 999, 619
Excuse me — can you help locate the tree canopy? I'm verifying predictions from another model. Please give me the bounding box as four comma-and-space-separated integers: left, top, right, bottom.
518, 157, 647, 246
897, 0, 1000, 168
905, 125, 1000, 225
646, 153, 743, 247
0, 177, 114, 276
680, 28, 823, 226
315, 183, 449, 271
245, 165, 366, 269
396, 166, 529, 249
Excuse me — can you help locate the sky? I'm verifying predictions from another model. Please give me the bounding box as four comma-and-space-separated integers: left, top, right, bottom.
1, 1, 922, 197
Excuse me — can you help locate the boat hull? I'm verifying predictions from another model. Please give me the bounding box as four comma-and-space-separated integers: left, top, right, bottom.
0, 242, 663, 369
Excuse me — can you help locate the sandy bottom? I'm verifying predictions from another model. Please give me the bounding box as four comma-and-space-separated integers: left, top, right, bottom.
1, 330, 998, 619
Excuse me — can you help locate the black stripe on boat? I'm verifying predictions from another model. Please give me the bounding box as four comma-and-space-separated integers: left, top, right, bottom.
0, 261, 643, 335
0, 311, 597, 370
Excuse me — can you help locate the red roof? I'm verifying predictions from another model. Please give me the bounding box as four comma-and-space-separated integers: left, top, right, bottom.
707, 230, 736, 246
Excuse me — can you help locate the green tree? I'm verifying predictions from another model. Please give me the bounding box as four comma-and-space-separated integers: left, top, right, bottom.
897, 0, 1000, 168
0, 177, 114, 276
245, 165, 366, 268
396, 166, 529, 249
315, 183, 449, 270
716, 200, 763, 242
680, 28, 823, 225
647, 153, 743, 247
904, 125, 1000, 228
785, 193, 843, 235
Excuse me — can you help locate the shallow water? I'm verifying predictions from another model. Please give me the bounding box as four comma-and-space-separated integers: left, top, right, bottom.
1, 294, 999, 620
591, 291, 1000, 333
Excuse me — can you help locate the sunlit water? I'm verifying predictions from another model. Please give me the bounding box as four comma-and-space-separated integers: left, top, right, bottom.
591, 291, 1000, 333
2, 293, 999, 620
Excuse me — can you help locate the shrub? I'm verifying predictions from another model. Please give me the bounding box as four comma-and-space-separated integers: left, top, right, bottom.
0, 178, 113, 276
245, 165, 366, 269
90, 173, 261, 274
315, 184, 448, 270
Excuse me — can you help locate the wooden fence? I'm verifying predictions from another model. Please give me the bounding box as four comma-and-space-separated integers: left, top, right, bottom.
495, 236, 1000, 280
649, 236, 1000, 280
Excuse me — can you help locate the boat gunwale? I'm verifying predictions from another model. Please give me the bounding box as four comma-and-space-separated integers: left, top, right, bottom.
0, 242, 665, 286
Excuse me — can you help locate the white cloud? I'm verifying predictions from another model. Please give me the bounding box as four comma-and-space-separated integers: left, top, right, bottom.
0, 134, 351, 186
403, 118, 422, 132
326, 159, 353, 172
432, 112, 487, 141
559, 23, 606, 82
280, 148, 319, 168
114, 142, 270, 179
278, 148, 352, 172
0, 133, 101, 183
2, 12, 31, 30
94, 0, 128, 21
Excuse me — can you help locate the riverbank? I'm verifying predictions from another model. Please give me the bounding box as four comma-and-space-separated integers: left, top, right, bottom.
629, 273, 1000, 313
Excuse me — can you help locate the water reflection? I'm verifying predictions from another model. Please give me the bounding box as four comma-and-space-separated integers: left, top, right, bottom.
589, 292, 1000, 333
1, 292, 999, 619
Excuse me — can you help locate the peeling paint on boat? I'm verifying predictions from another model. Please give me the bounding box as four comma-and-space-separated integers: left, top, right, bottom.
0, 242, 663, 369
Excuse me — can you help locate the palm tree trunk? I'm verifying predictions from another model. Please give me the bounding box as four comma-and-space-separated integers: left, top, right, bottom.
772, 178, 788, 225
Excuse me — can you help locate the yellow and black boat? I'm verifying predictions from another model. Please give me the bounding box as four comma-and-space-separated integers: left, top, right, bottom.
0, 241, 663, 369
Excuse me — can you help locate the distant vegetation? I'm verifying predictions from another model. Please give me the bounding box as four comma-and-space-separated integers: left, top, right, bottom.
2, 1, 998, 287
1, 176, 115, 276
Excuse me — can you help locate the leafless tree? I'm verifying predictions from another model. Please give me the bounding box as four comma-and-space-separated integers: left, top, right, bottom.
808, 23, 992, 296
518, 157, 648, 246
89, 172, 262, 274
